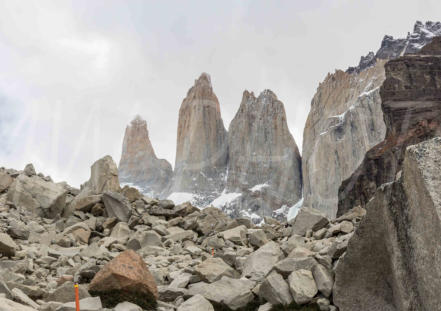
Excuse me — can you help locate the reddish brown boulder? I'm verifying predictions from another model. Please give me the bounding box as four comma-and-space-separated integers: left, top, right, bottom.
89, 250, 158, 309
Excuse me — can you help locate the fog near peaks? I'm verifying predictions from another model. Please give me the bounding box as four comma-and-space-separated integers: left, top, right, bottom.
0, 0, 440, 187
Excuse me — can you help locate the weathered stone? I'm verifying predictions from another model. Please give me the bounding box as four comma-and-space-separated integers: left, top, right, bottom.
69, 195, 102, 213
177, 294, 214, 311
195, 257, 239, 283
312, 264, 334, 298
7, 174, 67, 218
334, 137, 441, 311
110, 222, 131, 242
242, 241, 284, 281
45, 281, 90, 303
259, 270, 293, 305
114, 301, 143, 311
85, 155, 120, 194
11, 288, 39, 309
248, 229, 269, 248
102, 192, 131, 222
220, 225, 247, 245
287, 269, 318, 305
0, 232, 17, 257
195, 207, 232, 235
273, 257, 317, 277
56, 297, 102, 311
189, 277, 255, 310
0, 171, 13, 192
23, 164, 36, 177
289, 207, 329, 236
0, 297, 37, 311
89, 250, 158, 309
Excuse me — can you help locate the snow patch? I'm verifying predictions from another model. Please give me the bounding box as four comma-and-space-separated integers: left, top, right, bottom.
167, 192, 200, 205
250, 183, 269, 192
210, 190, 242, 208
287, 197, 304, 222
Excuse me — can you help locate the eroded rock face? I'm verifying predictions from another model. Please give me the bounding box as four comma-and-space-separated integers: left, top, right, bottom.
302, 21, 441, 218
171, 73, 228, 202
338, 37, 441, 215
334, 137, 441, 311
225, 90, 302, 216
7, 174, 67, 218
84, 155, 120, 195
119, 116, 172, 197
302, 60, 386, 218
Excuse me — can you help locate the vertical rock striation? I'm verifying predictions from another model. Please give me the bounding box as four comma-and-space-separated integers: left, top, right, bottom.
119, 116, 172, 197
171, 73, 228, 203
224, 90, 302, 217
302, 21, 441, 218
337, 36, 441, 215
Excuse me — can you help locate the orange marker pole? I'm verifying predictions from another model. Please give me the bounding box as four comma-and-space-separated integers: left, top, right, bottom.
74, 283, 80, 311
211, 248, 214, 256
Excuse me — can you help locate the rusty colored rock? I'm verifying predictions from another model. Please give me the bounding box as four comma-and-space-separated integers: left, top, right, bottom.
89, 250, 158, 309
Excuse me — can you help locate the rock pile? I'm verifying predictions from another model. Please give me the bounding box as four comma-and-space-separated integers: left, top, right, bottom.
0, 155, 367, 311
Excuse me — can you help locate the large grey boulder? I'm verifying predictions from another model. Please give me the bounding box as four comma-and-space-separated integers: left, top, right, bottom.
289, 207, 329, 236
195, 257, 239, 283
312, 264, 334, 298
56, 296, 102, 311
188, 276, 255, 310
86, 155, 120, 194
7, 174, 67, 218
0, 232, 17, 257
287, 269, 318, 305
258, 270, 293, 305
0, 171, 13, 192
242, 241, 284, 281
334, 137, 441, 311
0, 297, 37, 311
220, 225, 247, 245
102, 192, 131, 222
177, 294, 214, 311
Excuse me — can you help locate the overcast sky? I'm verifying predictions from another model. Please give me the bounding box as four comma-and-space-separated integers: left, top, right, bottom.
0, 0, 440, 187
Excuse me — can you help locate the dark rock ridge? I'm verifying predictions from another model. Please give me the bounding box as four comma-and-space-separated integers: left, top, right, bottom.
337, 36, 441, 216
170, 73, 228, 204
347, 20, 441, 73
224, 90, 302, 217
118, 115, 172, 197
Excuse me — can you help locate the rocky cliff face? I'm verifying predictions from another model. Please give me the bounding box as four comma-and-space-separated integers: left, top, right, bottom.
337, 36, 441, 216
334, 137, 441, 311
170, 73, 228, 203
118, 116, 172, 197
221, 90, 302, 218
302, 21, 441, 218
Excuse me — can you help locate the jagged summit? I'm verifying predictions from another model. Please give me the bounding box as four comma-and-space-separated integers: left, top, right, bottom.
118, 115, 172, 197
348, 20, 441, 73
